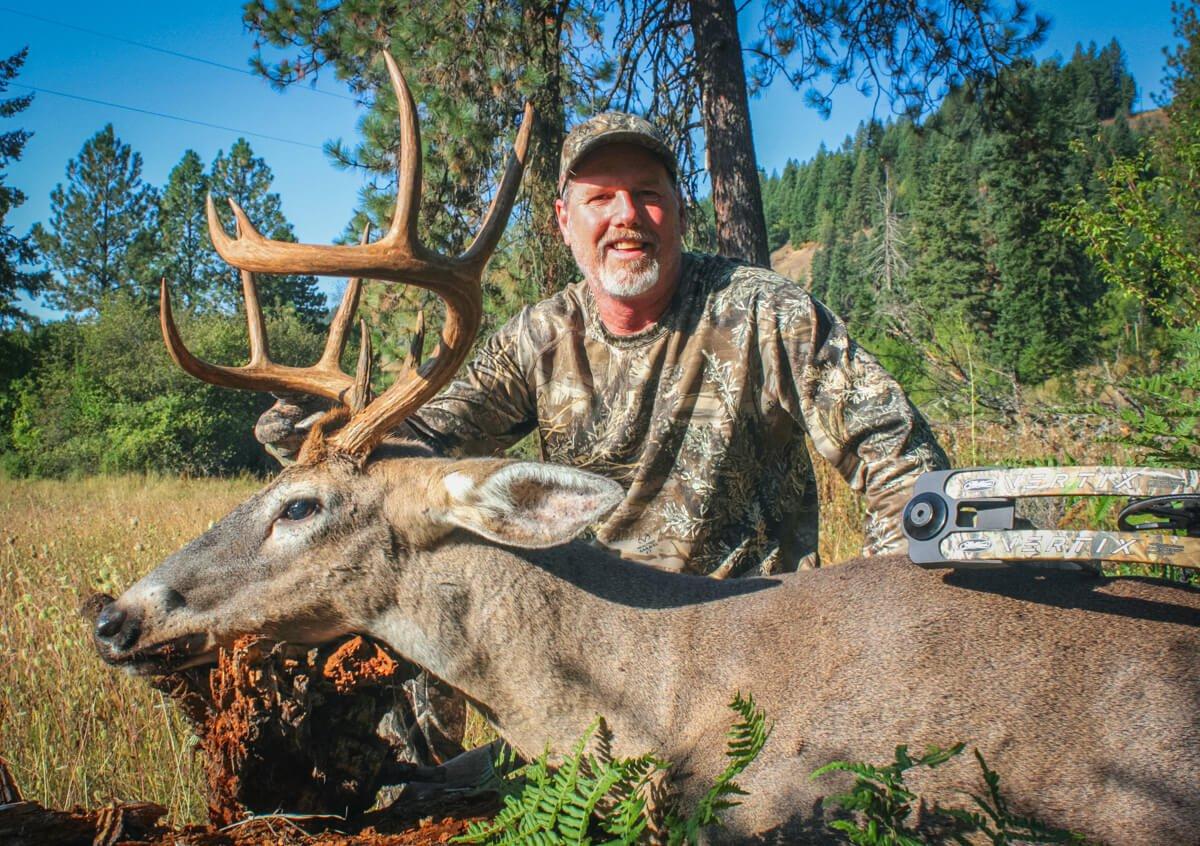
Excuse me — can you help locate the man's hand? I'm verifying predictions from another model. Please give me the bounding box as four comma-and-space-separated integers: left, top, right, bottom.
255, 393, 332, 466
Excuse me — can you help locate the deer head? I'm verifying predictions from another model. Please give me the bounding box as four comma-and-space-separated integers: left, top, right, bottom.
90, 54, 623, 675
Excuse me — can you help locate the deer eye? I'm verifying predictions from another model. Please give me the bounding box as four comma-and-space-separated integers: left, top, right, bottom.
281, 498, 320, 522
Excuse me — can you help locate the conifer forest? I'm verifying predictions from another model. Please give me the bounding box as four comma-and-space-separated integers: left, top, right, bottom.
2, 3, 1199, 842
1, 2, 1197, 477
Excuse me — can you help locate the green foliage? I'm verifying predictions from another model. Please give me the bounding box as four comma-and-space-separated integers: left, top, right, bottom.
1110, 327, 1200, 468
762, 44, 1142, 394
939, 751, 1089, 846
974, 60, 1107, 382
0, 323, 43, 454
812, 744, 1087, 845
2, 293, 328, 478
208, 138, 325, 325
0, 47, 43, 326
457, 693, 770, 846
1054, 2, 1200, 468
457, 718, 662, 845
813, 743, 964, 845
32, 124, 158, 312
663, 691, 771, 845
1056, 143, 1200, 326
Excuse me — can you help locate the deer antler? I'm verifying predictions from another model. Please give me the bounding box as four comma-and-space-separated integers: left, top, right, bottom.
167, 52, 532, 459
160, 224, 371, 404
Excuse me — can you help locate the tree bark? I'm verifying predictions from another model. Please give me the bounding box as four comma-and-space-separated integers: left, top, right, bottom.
689, 0, 770, 267
523, 0, 575, 296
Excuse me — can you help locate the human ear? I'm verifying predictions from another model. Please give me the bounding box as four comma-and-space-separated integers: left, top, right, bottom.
555, 195, 571, 245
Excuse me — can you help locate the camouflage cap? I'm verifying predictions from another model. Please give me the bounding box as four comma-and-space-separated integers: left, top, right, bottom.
558, 112, 678, 194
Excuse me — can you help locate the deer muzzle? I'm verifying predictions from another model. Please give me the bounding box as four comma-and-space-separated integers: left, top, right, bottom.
85, 588, 212, 675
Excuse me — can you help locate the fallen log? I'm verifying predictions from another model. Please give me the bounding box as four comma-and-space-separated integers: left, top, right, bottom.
0, 755, 168, 846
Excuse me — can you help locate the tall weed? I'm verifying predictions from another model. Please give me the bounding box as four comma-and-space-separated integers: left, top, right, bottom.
0, 474, 258, 823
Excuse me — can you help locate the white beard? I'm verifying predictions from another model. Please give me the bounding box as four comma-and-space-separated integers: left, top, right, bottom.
597, 255, 661, 299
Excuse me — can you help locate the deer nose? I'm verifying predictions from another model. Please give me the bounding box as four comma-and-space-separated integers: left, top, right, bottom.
95, 604, 125, 637
94, 603, 140, 651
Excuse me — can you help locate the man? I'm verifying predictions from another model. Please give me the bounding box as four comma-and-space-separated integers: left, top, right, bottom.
266, 113, 946, 575
258, 110, 947, 784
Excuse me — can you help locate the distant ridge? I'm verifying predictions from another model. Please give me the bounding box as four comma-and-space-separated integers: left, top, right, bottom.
1101, 107, 1167, 132
770, 241, 819, 286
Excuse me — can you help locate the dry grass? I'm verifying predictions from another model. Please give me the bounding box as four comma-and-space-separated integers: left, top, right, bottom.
0, 474, 259, 823
0, 418, 1134, 822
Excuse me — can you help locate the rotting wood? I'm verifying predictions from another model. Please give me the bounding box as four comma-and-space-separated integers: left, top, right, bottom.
1, 648, 494, 845
0, 796, 167, 846
150, 634, 423, 827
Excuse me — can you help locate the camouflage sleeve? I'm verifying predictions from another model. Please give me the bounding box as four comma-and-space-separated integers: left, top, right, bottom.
782, 296, 948, 556
400, 311, 539, 457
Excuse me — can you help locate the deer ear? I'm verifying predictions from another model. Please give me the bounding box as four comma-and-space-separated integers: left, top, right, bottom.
442, 462, 624, 548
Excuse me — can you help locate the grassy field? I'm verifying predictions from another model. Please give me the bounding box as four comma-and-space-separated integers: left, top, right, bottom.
0, 419, 1134, 825
0, 474, 260, 822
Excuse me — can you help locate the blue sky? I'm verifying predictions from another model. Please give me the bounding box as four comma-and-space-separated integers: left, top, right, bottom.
2, 1, 1184, 316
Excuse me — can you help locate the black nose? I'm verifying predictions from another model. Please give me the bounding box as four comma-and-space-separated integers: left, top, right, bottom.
95, 604, 125, 637
94, 604, 140, 650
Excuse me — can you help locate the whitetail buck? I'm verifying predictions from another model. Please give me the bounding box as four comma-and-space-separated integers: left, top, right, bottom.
92, 54, 1200, 844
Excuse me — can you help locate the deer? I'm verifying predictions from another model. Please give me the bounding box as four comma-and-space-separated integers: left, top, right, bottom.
90, 54, 1200, 845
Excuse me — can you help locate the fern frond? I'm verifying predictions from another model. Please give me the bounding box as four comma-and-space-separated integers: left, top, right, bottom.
458, 697, 772, 846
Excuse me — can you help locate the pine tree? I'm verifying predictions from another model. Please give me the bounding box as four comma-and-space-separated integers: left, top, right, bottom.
790, 148, 827, 243
976, 62, 1103, 381
843, 126, 882, 232
905, 142, 987, 322
759, 166, 796, 247
814, 152, 852, 234
0, 48, 41, 326
208, 138, 325, 324
32, 124, 157, 313
154, 149, 222, 309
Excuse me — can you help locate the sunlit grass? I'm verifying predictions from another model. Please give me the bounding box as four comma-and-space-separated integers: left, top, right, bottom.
0, 474, 259, 824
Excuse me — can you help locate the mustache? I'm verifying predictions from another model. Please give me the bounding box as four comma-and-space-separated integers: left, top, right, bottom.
601, 230, 658, 249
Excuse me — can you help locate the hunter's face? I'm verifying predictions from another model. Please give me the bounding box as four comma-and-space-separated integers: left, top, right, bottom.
556, 143, 684, 302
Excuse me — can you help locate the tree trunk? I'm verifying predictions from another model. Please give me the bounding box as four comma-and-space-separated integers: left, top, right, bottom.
689, 0, 770, 267
523, 1, 575, 296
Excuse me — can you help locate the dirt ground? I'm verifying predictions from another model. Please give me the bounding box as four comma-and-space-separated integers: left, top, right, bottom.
0, 789, 499, 845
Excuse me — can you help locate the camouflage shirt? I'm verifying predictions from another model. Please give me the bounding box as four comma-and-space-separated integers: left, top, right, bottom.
407, 253, 947, 576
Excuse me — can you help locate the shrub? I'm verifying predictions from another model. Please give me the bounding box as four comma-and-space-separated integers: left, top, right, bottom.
3, 293, 330, 477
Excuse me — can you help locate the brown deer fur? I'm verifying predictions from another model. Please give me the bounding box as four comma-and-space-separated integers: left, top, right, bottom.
93, 451, 1200, 845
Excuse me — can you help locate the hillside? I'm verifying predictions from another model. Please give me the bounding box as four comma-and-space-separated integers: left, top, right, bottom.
769, 240, 819, 285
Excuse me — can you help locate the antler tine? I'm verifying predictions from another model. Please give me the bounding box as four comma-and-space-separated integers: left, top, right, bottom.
381, 52, 422, 251
350, 319, 373, 414
241, 267, 269, 366
329, 99, 532, 458
317, 223, 372, 370
185, 52, 531, 458
203, 53, 525, 292
160, 274, 356, 404
462, 102, 534, 266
